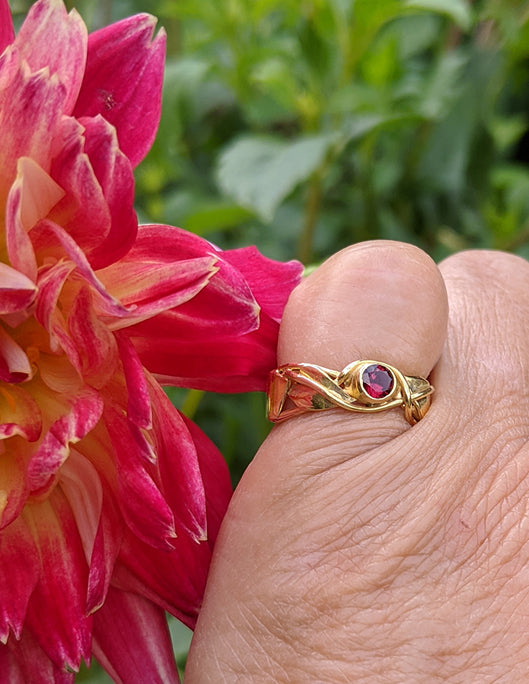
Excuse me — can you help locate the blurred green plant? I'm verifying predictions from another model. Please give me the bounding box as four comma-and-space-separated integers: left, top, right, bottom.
59, 0, 529, 266
130, 0, 529, 268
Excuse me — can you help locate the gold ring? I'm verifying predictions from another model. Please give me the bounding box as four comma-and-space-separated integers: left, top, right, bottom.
267, 360, 433, 426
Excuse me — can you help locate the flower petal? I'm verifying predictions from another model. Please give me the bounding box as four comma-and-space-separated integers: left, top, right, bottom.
38, 351, 83, 395
58, 449, 102, 571
116, 332, 151, 429
0, 42, 18, 92
97, 227, 219, 329
222, 245, 302, 322
0, 326, 33, 383
31, 220, 128, 318
113, 410, 231, 628
35, 261, 72, 335
104, 224, 259, 334
0, 383, 42, 445
126, 236, 302, 363
5, 184, 36, 282
35, 261, 80, 362
0, 516, 39, 642
71, 116, 137, 269
14, 0, 87, 114
103, 407, 177, 550
74, 15, 166, 167
26, 388, 104, 494
103, 255, 216, 310
85, 488, 124, 615
4, 629, 75, 684
131, 310, 280, 392
0, 262, 36, 315
48, 117, 112, 256
68, 287, 119, 388
180, 412, 232, 544
59, 448, 124, 614
23, 492, 92, 671
114, 531, 210, 629
149, 379, 207, 540
92, 588, 179, 684
0, 63, 67, 202
0, 443, 30, 529
0, 0, 14, 55
16, 157, 65, 232
0, 646, 24, 684
6, 157, 65, 283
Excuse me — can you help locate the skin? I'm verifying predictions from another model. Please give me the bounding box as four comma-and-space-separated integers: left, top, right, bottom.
186, 241, 529, 682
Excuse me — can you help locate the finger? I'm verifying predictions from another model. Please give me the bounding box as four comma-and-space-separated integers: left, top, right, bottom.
186, 240, 449, 679
271, 239, 448, 467
279, 240, 447, 375
433, 250, 529, 566
188, 248, 529, 682
436, 249, 529, 417
252, 240, 449, 555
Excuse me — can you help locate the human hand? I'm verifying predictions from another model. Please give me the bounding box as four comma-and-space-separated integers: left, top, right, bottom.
186, 241, 529, 682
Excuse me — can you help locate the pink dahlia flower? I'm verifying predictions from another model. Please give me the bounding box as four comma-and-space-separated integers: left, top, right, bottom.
0, 1, 302, 681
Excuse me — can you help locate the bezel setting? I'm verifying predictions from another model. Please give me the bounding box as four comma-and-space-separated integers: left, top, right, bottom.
338, 360, 399, 406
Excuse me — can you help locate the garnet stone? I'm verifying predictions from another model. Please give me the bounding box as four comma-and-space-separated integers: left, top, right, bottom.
361, 364, 394, 399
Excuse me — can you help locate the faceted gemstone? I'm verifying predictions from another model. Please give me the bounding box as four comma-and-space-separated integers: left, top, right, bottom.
361, 364, 394, 399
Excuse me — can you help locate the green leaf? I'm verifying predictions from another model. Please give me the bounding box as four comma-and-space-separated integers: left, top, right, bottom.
168, 615, 193, 672
404, 0, 473, 31
298, 17, 331, 79
328, 0, 353, 21
418, 48, 499, 193
393, 15, 443, 59
163, 57, 210, 97
184, 201, 255, 235
216, 134, 336, 221
251, 57, 299, 111
488, 115, 528, 152
419, 52, 467, 120
491, 164, 529, 227
348, 0, 402, 54
342, 113, 420, 145
360, 30, 399, 87
351, 0, 401, 33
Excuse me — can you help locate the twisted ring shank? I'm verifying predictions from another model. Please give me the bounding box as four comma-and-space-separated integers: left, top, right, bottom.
267, 360, 433, 426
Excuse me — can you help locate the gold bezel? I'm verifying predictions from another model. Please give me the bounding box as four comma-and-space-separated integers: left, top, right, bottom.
338, 360, 399, 406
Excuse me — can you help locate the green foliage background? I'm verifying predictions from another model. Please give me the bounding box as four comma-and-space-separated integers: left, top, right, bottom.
11, 0, 529, 679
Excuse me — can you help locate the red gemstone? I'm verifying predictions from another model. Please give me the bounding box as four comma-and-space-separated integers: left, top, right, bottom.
361, 364, 394, 399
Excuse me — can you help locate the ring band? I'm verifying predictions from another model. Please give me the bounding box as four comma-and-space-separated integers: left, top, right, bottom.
267, 360, 433, 426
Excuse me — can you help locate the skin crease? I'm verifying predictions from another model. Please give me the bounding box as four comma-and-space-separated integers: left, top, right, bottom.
185, 241, 529, 682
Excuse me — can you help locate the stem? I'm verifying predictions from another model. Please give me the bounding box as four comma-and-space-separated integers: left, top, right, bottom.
180, 389, 205, 420
298, 173, 323, 264
164, 18, 182, 57
101, 0, 112, 27
501, 222, 529, 252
